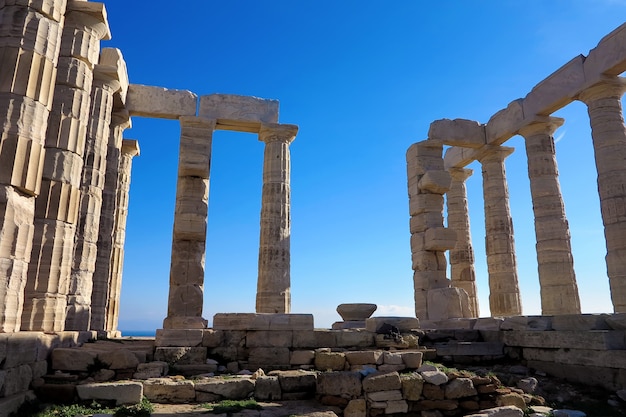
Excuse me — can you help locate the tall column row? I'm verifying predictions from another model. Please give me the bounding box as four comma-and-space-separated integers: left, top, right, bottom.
0, 2, 138, 334
418, 75, 626, 318
0, 0, 67, 332
22, 2, 111, 331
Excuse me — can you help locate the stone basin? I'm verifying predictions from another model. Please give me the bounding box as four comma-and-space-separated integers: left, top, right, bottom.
336, 303, 377, 321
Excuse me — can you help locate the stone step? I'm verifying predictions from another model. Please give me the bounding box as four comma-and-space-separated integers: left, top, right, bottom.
433, 342, 505, 357
502, 330, 626, 350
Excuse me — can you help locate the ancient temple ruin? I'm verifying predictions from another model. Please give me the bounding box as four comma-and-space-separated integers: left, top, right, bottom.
3, 0, 626, 415
0, 1, 298, 338
408, 24, 626, 322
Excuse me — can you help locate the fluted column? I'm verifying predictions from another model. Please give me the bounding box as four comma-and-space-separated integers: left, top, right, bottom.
256, 123, 298, 314
479, 146, 522, 317
0, 0, 66, 332
447, 167, 479, 317
104, 139, 139, 335
66, 62, 119, 331
578, 77, 626, 312
22, 2, 109, 331
90, 110, 129, 334
519, 118, 581, 315
163, 117, 214, 329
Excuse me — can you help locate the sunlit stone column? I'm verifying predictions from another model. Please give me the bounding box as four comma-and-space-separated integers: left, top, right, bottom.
578, 77, 626, 312
163, 117, 215, 329
67, 61, 119, 331
90, 110, 130, 334
22, 2, 110, 331
478, 146, 522, 317
447, 167, 479, 317
519, 118, 581, 315
256, 123, 298, 314
104, 139, 139, 335
0, 1, 66, 332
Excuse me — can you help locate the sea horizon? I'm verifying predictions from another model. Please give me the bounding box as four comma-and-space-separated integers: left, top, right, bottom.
119, 329, 156, 337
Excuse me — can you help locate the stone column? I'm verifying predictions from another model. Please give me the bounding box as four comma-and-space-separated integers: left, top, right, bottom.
66, 61, 119, 331
447, 167, 479, 317
256, 123, 298, 314
478, 146, 522, 317
578, 77, 626, 312
0, 1, 66, 332
22, 2, 109, 331
104, 139, 139, 335
90, 110, 129, 334
163, 117, 215, 329
519, 118, 581, 315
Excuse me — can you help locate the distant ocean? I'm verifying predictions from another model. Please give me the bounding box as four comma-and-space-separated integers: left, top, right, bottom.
119, 330, 156, 337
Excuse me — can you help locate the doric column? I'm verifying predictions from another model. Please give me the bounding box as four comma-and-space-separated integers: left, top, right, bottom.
256, 123, 298, 314
578, 77, 626, 312
0, 1, 66, 332
478, 146, 522, 317
90, 110, 130, 334
104, 139, 139, 335
447, 167, 479, 317
66, 61, 119, 331
22, 2, 109, 331
163, 117, 214, 329
519, 118, 581, 315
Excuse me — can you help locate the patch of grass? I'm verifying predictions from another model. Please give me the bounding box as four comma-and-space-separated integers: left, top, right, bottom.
202, 399, 262, 414
15, 398, 154, 417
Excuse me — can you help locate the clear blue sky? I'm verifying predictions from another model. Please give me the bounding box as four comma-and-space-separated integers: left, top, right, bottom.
100, 1, 626, 331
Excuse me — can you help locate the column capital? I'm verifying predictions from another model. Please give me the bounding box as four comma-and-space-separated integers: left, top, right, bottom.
477, 146, 514, 163
93, 64, 122, 93
259, 123, 298, 144
121, 139, 140, 158
448, 167, 473, 182
110, 110, 131, 130
66, 1, 111, 41
578, 76, 626, 104
518, 116, 564, 138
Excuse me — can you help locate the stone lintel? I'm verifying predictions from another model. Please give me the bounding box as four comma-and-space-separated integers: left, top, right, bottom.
126, 84, 197, 119
212, 313, 313, 331
585, 22, 626, 78
523, 55, 585, 118
199, 94, 279, 133
67, 1, 111, 40
100, 48, 129, 107
486, 99, 525, 145
502, 330, 626, 350
427, 119, 486, 148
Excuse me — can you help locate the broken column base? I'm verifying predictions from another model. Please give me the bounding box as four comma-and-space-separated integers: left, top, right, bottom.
427, 287, 472, 320
162, 315, 208, 330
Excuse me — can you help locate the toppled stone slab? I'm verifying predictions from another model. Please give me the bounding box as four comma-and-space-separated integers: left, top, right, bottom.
500, 316, 552, 331
199, 94, 279, 133
76, 381, 143, 405
142, 378, 196, 403
503, 330, 626, 350
213, 313, 314, 331
194, 377, 255, 400
52, 348, 95, 371
99, 348, 140, 369
126, 84, 197, 119
154, 347, 207, 365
